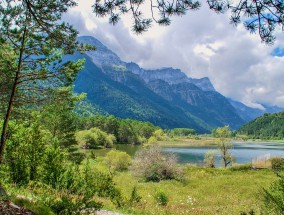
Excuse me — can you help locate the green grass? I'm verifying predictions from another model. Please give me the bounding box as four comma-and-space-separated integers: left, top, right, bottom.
2, 165, 277, 215
2, 152, 277, 215
101, 166, 276, 214
158, 136, 217, 147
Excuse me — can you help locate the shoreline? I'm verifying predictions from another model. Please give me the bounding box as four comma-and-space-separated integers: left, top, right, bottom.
158, 137, 284, 148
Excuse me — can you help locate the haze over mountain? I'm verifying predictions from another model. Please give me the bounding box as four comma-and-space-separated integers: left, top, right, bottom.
71, 36, 283, 132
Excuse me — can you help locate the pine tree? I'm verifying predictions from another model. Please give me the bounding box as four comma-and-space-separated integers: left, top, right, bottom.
0, 0, 91, 162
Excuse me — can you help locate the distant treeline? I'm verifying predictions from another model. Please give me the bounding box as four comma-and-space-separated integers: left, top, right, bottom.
169, 128, 196, 137
237, 111, 284, 140
76, 115, 161, 145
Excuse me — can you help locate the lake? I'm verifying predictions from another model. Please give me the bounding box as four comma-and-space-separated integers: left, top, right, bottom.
162, 142, 284, 166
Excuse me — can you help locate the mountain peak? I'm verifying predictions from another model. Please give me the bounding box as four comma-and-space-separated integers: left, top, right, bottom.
78, 36, 123, 68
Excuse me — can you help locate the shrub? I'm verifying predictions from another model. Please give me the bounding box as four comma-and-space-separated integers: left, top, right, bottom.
271, 157, 284, 171
154, 191, 169, 206
131, 145, 183, 182
75, 127, 116, 149
128, 186, 142, 206
262, 172, 284, 214
105, 150, 132, 172
147, 136, 158, 144
204, 150, 216, 168
153, 129, 165, 140
40, 139, 66, 188
4, 121, 51, 185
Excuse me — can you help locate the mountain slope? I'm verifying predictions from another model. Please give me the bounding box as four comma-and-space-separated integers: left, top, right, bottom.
71, 52, 208, 132
237, 111, 284, 139
228, 99, 284, 122
71, 36, 247, 132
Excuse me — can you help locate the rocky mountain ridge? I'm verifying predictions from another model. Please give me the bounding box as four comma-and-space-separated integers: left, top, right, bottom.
72, 36, 282, 132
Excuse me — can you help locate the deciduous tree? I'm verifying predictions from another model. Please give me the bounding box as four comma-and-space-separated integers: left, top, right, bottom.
214, 126, 234, 168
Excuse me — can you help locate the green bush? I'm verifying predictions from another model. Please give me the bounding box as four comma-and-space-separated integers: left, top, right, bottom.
154, 191, 169, 206
271, 157, 284, 171
147, 136, 158, 144
75, 127, 116, 149
128, 186, 142, 206
4, 121, 51, 185
263, 172, 284, 214
105, 150, 132, 171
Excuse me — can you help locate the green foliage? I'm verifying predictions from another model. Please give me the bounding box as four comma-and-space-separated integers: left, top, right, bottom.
75, 127, 115, 149
154, 191, 169, 206
128, 186, 142, 206
131, 145, 183, 182
4, 121, 51, 184
271, 158, 284, 172
204, 150, 216, 168
2, 114, 123, 212
76, 115, 160, 145
152, 129, 165, 140
49, 193, 102, 215
238, 111, 284, 140
105, 150, 132, 172
27, 182, 103, 215
212, 126, 232, 138
171, 128, 196, 137
147, 136, 158, 144
93, 0, 283, 43
214, 126, 235, 168
36, 102, 79, 148
40, 140, 67, 188
263, 172, 284, 214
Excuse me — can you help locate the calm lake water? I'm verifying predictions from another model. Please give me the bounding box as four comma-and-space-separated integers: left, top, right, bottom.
162, 142, 284, 166
94, 142, 284, 167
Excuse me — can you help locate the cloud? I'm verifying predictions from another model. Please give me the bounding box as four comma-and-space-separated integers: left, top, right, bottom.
63, 1, 284, 108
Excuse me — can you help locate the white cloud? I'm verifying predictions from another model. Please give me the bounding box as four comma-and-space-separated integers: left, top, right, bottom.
63, 1, 284, 108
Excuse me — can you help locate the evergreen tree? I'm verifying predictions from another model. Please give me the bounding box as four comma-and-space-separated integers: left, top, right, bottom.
0, 0, 92, 162
92, 0, 284, 44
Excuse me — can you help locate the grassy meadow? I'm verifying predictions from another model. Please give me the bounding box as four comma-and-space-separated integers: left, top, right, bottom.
1, 129, 282, 214
93, 162, 276, 214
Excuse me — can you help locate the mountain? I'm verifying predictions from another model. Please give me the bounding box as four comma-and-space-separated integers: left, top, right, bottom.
237, 111, 284, 139
228, 99, 284, 122
69, 36, 277, 132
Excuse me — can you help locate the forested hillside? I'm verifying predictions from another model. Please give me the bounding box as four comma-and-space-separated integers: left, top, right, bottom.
237, 111, 284, 139
71, 36, 248, 132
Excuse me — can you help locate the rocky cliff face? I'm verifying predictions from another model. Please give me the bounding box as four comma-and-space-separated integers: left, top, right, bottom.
73, 36, 279, 131
126, 63, 216, 92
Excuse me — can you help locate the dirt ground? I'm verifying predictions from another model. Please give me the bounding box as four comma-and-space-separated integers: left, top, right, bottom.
0, 200, 35, 215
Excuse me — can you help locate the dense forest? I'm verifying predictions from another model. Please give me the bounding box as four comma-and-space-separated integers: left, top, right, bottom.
237, 111, 284, 140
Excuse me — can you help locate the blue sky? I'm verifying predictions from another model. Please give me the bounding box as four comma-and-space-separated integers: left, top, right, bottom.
64, 1, 284, 108
272, 47, 284, 57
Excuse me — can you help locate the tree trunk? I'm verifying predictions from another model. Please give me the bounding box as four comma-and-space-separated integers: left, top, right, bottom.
0, 28, 27, 163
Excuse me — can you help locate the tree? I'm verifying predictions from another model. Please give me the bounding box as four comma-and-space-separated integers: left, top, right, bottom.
214, 126, 234, 168
105, 150, 132, 172
93, 0, 284, 44
0, 0, 92, 162
75, 127, 116, 149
